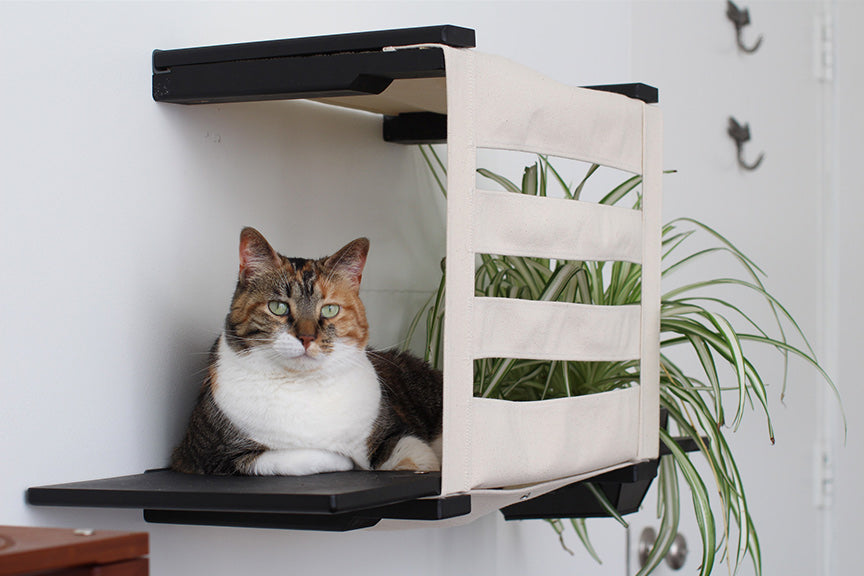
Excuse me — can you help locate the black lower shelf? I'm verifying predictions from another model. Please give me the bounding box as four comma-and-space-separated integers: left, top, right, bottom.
142, 493, 471, 532
26, 464, 653, 530
27, 469, 470, 531
27, 469, 441, 514
143, 509, 384, 532
27, 435, 702, 530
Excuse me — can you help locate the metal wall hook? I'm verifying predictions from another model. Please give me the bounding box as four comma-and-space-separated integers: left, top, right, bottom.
726, 0, 763, 53
727, 117, 764, 171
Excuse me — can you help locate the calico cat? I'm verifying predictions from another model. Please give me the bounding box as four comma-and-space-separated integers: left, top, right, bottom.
171, 227, 442, 475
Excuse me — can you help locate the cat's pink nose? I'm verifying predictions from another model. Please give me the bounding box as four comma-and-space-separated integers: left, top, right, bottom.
298, 334, 315, 349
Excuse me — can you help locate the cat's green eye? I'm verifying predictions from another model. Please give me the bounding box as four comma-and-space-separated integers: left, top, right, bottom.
268, 301, 289, 316
320, 304, 340, 319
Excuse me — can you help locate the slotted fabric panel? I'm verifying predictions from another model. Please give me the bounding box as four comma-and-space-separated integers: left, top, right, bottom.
469, 388, 640, 489
472, 189, 643, 263
474, 53, 644, 173
437, 46, 661, 499
472, 298, 642, 362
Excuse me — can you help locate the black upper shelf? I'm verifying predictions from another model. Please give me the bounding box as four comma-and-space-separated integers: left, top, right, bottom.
151, 25, 658, 113
153, 47, 447, 104
153, 25, 476, 71
26, 436, 701, 532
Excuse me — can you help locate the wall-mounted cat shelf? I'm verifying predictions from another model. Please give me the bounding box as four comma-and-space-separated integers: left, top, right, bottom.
27, 433, 700, 531
29, 25, 667, 531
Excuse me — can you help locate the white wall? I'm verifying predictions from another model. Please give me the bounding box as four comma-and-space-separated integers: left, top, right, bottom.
0, 2, 634, 575
832, 1, 864, 574
629, 2, 862, 575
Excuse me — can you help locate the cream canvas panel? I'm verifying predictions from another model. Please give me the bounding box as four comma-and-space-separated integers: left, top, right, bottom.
439, 45, 660, 496
313, 77, 447, 116
474, 52, 644, 173
440, 45, 477, 497
473, 189, 643, 263
470, 388, 640, 489
637, 105, 663, 460
472, 298, 641, 362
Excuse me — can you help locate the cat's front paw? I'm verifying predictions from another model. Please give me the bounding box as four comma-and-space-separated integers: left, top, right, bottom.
251, 449, 354, 475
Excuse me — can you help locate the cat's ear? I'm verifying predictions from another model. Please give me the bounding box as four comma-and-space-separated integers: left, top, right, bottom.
238, 227, 281, 282
324, 238, 369, 288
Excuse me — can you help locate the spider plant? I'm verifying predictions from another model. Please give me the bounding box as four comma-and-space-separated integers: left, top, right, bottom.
410, 145, 842, 575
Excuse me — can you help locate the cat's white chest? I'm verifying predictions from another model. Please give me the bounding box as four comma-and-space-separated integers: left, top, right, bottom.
212, 336, 380, 468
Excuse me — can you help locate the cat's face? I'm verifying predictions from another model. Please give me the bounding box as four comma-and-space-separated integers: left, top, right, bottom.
223, 227, 370, 372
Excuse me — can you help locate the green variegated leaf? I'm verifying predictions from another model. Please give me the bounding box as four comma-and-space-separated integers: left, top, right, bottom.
419, 145, 447, 197
540, 155, 575, 198
477, 168, 522, 194
573, 163, 600, 200
661, 429, 716, 576
600, 173, 642, 206
585, 482, 628, 528
570, 518, 603, 564
522, 163, 538, 197
636, 457, 680, 576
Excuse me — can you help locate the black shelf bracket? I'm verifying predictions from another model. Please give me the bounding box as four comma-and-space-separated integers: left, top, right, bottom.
585, 83, 659, 105
500, 433, 704, 521
502, 461, 659, 521
381, 82, 659, 145
383, 113, 448, 144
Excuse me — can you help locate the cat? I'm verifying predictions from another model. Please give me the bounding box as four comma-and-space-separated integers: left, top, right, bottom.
171, 227, 442, 476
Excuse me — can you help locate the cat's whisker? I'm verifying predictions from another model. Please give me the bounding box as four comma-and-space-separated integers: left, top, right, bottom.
364, 350, 405, 371
187, 365, 215, 379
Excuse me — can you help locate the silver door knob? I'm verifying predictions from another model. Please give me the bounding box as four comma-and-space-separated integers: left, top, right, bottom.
637, 527, 657, 568
638, 527, 688, 571
666, 532, 688, 570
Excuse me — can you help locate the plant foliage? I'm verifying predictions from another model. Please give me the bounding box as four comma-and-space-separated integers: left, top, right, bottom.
411, 146, 841, 575
409, 147, 837, 576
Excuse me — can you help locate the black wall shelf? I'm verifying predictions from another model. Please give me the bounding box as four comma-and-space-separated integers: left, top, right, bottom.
27, 469, 440, 515
152, 25, 476, 71
27, 435, 701, 531
153, 46, 447, 104
27, 465, 648, 531
151, 25, 657, 144
27, 469, 468, 532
